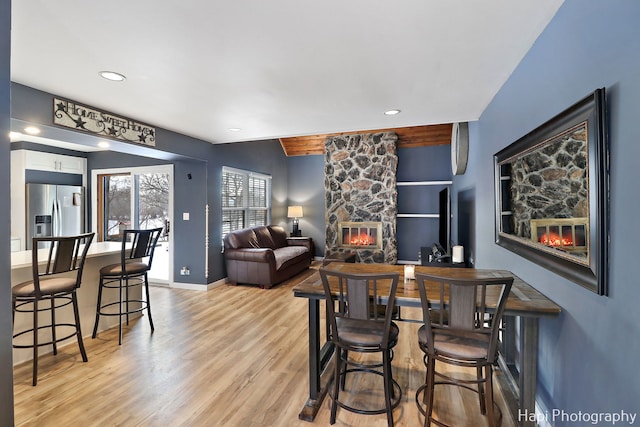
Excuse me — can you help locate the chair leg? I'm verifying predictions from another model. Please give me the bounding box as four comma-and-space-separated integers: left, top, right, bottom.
92, 276, 105, 338
32, 299, 39, 386
477, 365, 487, 414
50, 297, 57, 355
424, 357, 436, 427
422, 354, 429, 405
383, 350, 395, 427
330, 347, 341, 424
485, 365, 496, 427
340, 349, 347, 391
72, 292, 88, 363
144, 273, 155, 332
125, 277, 130, 325
118, 277, 124, 345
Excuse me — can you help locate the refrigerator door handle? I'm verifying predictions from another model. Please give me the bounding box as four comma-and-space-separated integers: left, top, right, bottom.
53, 199, 60, 237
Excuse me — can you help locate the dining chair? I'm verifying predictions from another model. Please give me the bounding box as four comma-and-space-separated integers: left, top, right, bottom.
12, 232, 95, 386
414, 272, 513, 427
92, 227, 162, 345
319, 268, 402, 426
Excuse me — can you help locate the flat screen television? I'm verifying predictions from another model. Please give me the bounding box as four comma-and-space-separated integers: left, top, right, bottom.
438, 187, 451, 256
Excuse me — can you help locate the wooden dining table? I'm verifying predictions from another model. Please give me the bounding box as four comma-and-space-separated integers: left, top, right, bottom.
292, 262, 562, 427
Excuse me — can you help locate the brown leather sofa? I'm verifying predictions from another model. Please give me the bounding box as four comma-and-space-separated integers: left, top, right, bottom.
223, 225, 314, 289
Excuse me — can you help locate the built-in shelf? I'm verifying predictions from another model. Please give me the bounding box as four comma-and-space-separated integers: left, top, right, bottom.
397, 180, 453, 186
397, 213, 438, 218
397, 180, 451, 218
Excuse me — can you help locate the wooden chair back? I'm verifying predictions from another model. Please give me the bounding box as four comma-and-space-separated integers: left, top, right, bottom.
319, 268, 399, 348
415, 272, 513, 361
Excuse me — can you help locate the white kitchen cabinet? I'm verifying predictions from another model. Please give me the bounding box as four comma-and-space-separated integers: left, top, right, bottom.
24, 150, 86, 174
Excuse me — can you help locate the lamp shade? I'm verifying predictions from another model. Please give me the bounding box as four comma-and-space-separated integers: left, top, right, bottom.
287, 206, 303, 218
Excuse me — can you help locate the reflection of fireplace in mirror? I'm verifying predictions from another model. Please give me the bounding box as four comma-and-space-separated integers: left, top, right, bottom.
339, 222, 383, 250
530, 218, 589, 257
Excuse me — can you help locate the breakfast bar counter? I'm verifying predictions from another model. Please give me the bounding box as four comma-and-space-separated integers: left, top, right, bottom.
11, 241, 142, 364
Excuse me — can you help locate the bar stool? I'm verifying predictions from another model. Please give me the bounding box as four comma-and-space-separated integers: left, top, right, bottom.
92, 228, 162, 345
414, 273, 513, 427
12, 232, 95, 386
319, 268, 402, 426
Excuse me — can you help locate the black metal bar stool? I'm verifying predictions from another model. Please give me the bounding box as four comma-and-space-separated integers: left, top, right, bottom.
319, 268, 402, 426
414, 273, 513, 427
12, 232, 95, 386
92, 228, 162, 345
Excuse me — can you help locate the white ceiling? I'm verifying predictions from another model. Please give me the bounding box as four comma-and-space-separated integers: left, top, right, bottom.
11, 0, 564, 146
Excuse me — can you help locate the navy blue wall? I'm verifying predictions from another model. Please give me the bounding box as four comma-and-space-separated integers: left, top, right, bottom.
454, 0, 640, 421
286, 154, 325, 256
173, 159, 208, 284
0, 0, 14, 422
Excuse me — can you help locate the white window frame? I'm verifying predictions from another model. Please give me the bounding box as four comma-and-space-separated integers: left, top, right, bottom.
221, 166, 272, 241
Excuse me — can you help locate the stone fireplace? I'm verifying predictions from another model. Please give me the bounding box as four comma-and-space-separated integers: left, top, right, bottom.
324, 132, 398, 264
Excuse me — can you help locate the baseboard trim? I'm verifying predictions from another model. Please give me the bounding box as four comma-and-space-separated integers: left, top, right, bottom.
207, 277, 227, 290
170, 282, 208, 291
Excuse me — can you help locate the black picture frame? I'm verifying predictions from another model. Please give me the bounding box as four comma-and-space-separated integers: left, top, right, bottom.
494, 88, 609, 295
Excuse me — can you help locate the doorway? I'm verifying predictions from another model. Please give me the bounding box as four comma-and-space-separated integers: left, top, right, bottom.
92, 165, 173, 285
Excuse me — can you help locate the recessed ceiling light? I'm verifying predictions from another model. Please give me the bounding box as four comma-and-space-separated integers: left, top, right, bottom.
97, 141, 111, 148
99, 71, 126, 82
228, 128, 241, 132
384, 109, 401, 116
24, 126, 40, 135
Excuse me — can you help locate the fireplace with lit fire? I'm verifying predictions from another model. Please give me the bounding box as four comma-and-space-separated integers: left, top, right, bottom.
530, 217, 589, 254
338, 222, 383, 250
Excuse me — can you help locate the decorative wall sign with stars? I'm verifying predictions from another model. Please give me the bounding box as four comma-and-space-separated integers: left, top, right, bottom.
53, 98, 156, 146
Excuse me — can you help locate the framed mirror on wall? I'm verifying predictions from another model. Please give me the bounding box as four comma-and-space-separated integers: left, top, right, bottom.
494, 88, 609, 295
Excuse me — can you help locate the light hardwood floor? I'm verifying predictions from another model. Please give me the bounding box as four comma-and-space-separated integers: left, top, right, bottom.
14, 264, 516, 427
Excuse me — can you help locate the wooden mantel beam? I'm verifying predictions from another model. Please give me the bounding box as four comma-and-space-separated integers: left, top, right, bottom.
279, 123, 453, 156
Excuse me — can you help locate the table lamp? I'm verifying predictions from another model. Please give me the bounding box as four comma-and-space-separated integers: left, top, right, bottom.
287, 205, 303, 237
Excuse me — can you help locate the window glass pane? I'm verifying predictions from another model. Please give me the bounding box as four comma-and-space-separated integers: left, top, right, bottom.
104, 174, 131, 241
137, 173, 170, 233
222, 171, 245, 208
247, 209, 267, 227
248, 176, 266, 207
222, 210, 245, 236
222, 167, 271, 242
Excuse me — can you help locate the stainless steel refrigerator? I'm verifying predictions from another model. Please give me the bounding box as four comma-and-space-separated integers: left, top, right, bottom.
26, 183, 85, 250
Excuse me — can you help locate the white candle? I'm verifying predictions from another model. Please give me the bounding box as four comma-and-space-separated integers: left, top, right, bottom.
452, 245, 464, 263
404, 264, 415, 280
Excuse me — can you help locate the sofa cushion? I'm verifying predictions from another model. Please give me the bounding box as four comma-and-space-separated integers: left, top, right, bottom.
254, 226, 276, 249
273, 246, 309, 270
226, 228, 259, 249
268, 225, 288, 248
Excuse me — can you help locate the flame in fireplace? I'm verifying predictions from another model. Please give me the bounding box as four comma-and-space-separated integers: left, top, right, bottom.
539, 232, 573, 247
350, 232, 376, 246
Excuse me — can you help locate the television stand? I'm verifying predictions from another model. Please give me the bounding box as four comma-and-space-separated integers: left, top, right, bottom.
421, 260, 467, 268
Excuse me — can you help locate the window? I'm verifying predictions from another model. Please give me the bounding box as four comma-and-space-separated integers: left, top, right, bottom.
222, 167, 271, 240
